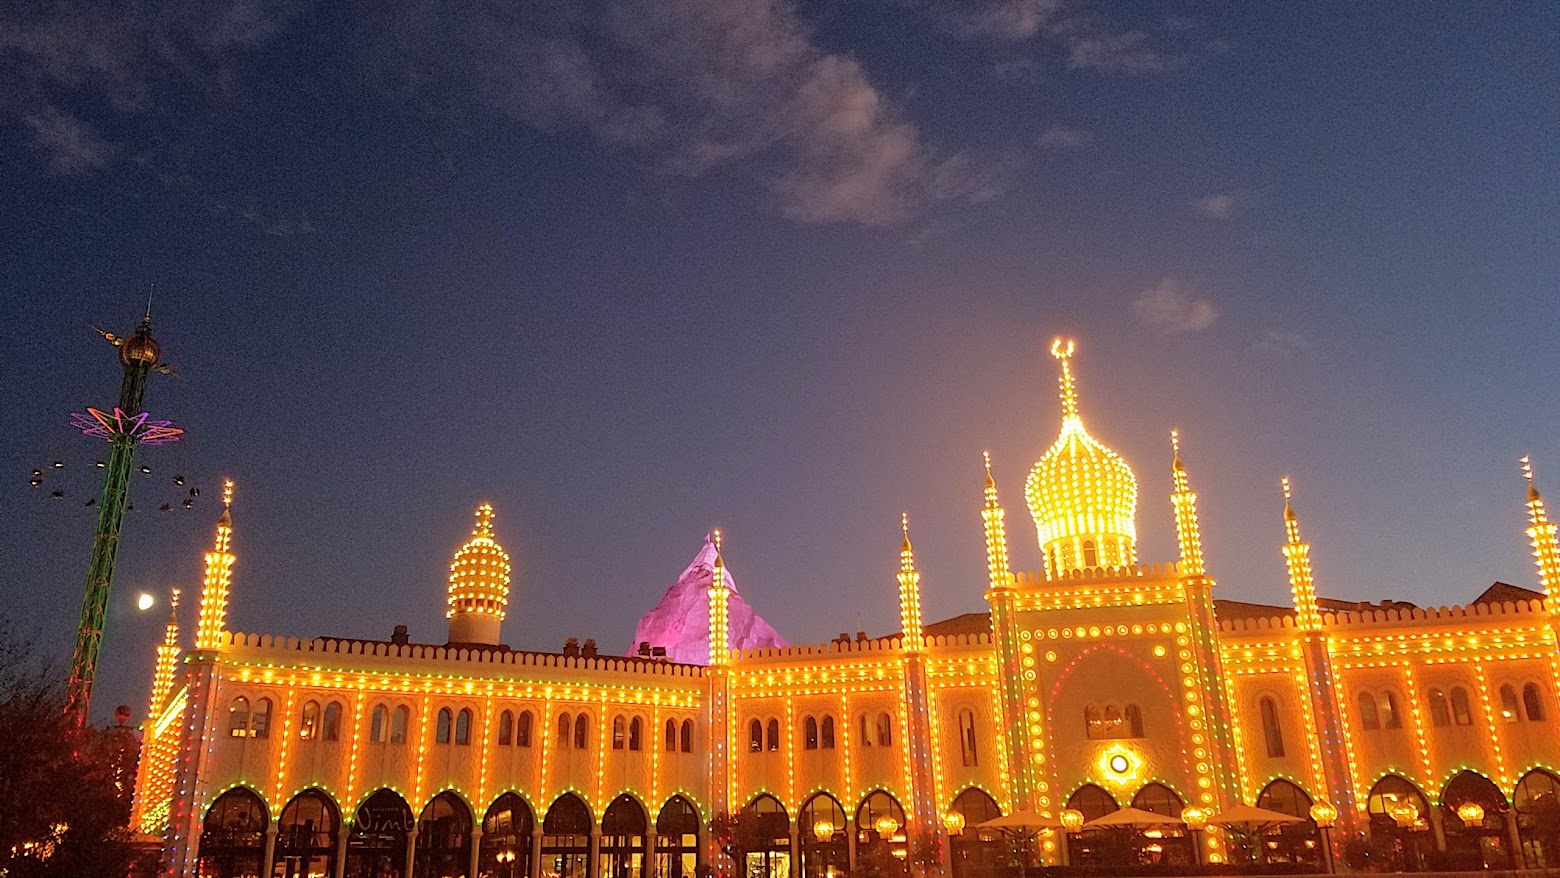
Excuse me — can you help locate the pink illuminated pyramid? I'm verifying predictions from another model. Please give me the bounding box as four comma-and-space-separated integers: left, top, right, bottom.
629, 534, 787, 664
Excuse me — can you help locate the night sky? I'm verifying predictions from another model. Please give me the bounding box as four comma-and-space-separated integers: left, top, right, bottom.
3, 1, 1557, 725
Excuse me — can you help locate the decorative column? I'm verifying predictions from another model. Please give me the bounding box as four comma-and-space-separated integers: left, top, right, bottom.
261, 822, 278, 878
589, 826, 601, 878
788, 822, 800, 878
334, 826, 350, 878
646, 828, 658, 878
981, 454, 1036, 812
470, 827, 484, 878
898, 514, 939, 878
707, 531, 733, 875
404, 828, 418, 878
530, 827, 545, 878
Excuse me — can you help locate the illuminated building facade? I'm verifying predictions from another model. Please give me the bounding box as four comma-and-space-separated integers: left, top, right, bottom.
133, 340, 1560, 878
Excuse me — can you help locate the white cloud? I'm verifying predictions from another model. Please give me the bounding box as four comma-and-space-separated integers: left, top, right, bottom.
1038, 125, 1091, 150
23, 106, 114, 174
1133, 278, 1218, 333
1191, 193, 1239, 219
946, 0, 1066, 41
1060, 27, 1173, 74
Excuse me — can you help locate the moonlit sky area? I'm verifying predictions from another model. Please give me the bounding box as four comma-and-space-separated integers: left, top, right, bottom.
2, 2, 1557, 724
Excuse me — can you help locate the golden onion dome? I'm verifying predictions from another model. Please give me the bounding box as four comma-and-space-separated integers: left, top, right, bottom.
447, 503, 511, 622
1024, 339, 1138, 576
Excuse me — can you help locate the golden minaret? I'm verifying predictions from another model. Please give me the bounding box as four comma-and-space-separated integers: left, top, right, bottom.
1281, 477, 1323, 632
1521, 456, 1560, 596
708, 530, 730, 667
982, 451, 1013, 589
146, 588, 181, 719
195, 480, 235, 650
1170, 430, 1207, 577
897, 512, 924, 653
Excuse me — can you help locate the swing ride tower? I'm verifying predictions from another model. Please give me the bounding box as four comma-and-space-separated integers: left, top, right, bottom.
64, 307, 183, 725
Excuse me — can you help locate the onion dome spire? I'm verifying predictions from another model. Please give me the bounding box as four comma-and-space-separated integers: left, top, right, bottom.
982, 451, 1013, 589
1521, 456, 1560, 596
898, 513, 924, 653
195, 480, 235, 650
446, 503, 512, 645
1281, 477, 1323, 631
1025, 338, 1139, 577
1170, 430, 1206, 577
708, 529, 730, 666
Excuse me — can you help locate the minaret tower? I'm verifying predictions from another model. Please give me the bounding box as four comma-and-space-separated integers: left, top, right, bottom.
146, 588, 182, 720
446, 503, 512, 645
705, 530, 733, 870
981, 452, 1038, 812
896, 514, 938, 875
1521, 456, 1560, 597
65, 303, 183, 723
195, 481, 236, 650
897, 513, 924, 653
1278, 477, 1358, 833
1170, 430, 1206, 576
982, 451, 1013, 588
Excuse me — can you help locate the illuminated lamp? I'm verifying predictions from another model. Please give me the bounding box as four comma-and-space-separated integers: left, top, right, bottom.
813, 820, 835, 843
1097, 742, 1143, 784
1059, 809, 1085, 834
1181, 807, 1210, 832
1388, 800, 1419, 829
1309, 801, 1338, 828
943, 811, 966, 836
1455, 802, 1484, 826
875, 814, 900, 838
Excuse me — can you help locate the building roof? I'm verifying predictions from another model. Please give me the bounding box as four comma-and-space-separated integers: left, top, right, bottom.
1471, 581, 1544, 605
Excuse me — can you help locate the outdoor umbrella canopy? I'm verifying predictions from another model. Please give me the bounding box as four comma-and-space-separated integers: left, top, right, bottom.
975, 811, 1065, 830
1082, 807, 1185, 829
1209, 804, 1306, 827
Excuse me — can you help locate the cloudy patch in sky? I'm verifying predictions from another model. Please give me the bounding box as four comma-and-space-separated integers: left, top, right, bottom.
1192, 193, 1240, 219
1133, 277, 1219, 333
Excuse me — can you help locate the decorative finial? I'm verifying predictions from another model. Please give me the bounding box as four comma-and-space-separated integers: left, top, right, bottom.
982, 450, 996, 489
1171, 429, 1180, 456
169, 587, 180, 611
222, 478, 234, 508
901, 511, 912, 551
1282, 476, 1292, 501
143, 286, 154, 325
473, 502, 495, 537
712, 528, 722, 552
1051, 337, 1080, 422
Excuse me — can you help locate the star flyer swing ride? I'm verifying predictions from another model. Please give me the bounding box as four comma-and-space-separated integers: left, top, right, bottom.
63, 303, 183, 725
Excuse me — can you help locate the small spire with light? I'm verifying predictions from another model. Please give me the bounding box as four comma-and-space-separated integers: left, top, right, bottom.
982, 451, 1013, 589
1281, 477, 1323, 632
1053, 338, 1081, 425
898, 512, 924, 653
146, 588, 182, 719
195, 480, 236, 650
708, 529, 731, 667
1170, 430, 1207, 577
1521, 456, 1560, 596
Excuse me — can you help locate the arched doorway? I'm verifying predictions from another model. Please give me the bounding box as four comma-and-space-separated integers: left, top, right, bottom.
274, 789, 339, 878
946, 788, 1001, 878
798, 793, 847, 878
1252, 779, 1319, 868
732, 794, 790, 878
655, 797, 700, 878
1514, 768, 1560, 868
855, 791, 908, 878
601, 795, 648, 878
480, 793, 534, 878
414, 791, 473, 878
1365, 775, 1430, 871
348, 789, 415, 878
199, 787, 268, 878
1130, 783, 1192, 868
1442, 770, 1513, 869
542, 793, 592, 878
1065, 784, 1119, 867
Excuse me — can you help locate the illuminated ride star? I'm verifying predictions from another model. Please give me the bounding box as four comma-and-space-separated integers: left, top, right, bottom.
64, 304, 183, 724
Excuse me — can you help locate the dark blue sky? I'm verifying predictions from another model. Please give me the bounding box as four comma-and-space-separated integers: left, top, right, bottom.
3, 1, 1557, 724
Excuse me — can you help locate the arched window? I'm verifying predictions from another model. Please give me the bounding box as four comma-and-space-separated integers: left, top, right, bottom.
390, 706, 409, 744
767, 719, 780, 751
1084, 705, 1102, 738
804, 716, 818, 750
1382, 692, 1402, 729
323, 702, 342, 742
1259, 696, 1285, 757
436, 708, 454, 744
480, 793, 534, 878
821, 716, 835, 749
251, 698, 272, 739
666, 718, 678, 752
1501, 685, 1522, 722
1428, 688, 1451, 726
574, 713, 589, 749
1066, 784, 1119, 822
876, 712, 892, 747
859, 714, 872, 748
228, 697, 251, 737
498, 710, 514, 745
300, 701, 321, 740
613, 716, 627, 750
1450, 687, 1474, 725
680, 719, 693, 752
200, 787, 267, 877
455, 709, 472, 745
958, 709, 978, 767
749, 719, 763, 752
630, 717, 643, 751
1125, 704, 1144, 738
1524, 683, 1545, 721
1082, 540, 1098, 568
415, 791, 473, 878
1358, 692, 1381, 730
275, 789, 339, 877
558, 713, 572, 748
517, 710, 533, 746
369, 705, 388, 743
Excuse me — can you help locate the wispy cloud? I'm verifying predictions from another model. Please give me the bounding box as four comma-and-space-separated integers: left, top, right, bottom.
1133, 277, 1218, 333
22, 105, 114, 173
1254, 330, 1311, 356
1191, 193, 1239, 219
1038, 124, 1091, 150
922, 0, 1183, 75
1057, 26, 1175, 74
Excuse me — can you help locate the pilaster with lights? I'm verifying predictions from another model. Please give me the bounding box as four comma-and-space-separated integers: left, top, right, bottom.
982, 453, 1036, 813
896, 515, 940, 876
1280, 478, 1358, 832
706, 531, 732, 873
147, 588, 183, 721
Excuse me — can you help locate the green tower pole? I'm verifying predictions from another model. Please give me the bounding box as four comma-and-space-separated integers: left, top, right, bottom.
63, 309, 181, 725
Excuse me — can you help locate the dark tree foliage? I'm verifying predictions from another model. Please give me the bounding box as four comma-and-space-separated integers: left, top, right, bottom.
0, 622, 139, 878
